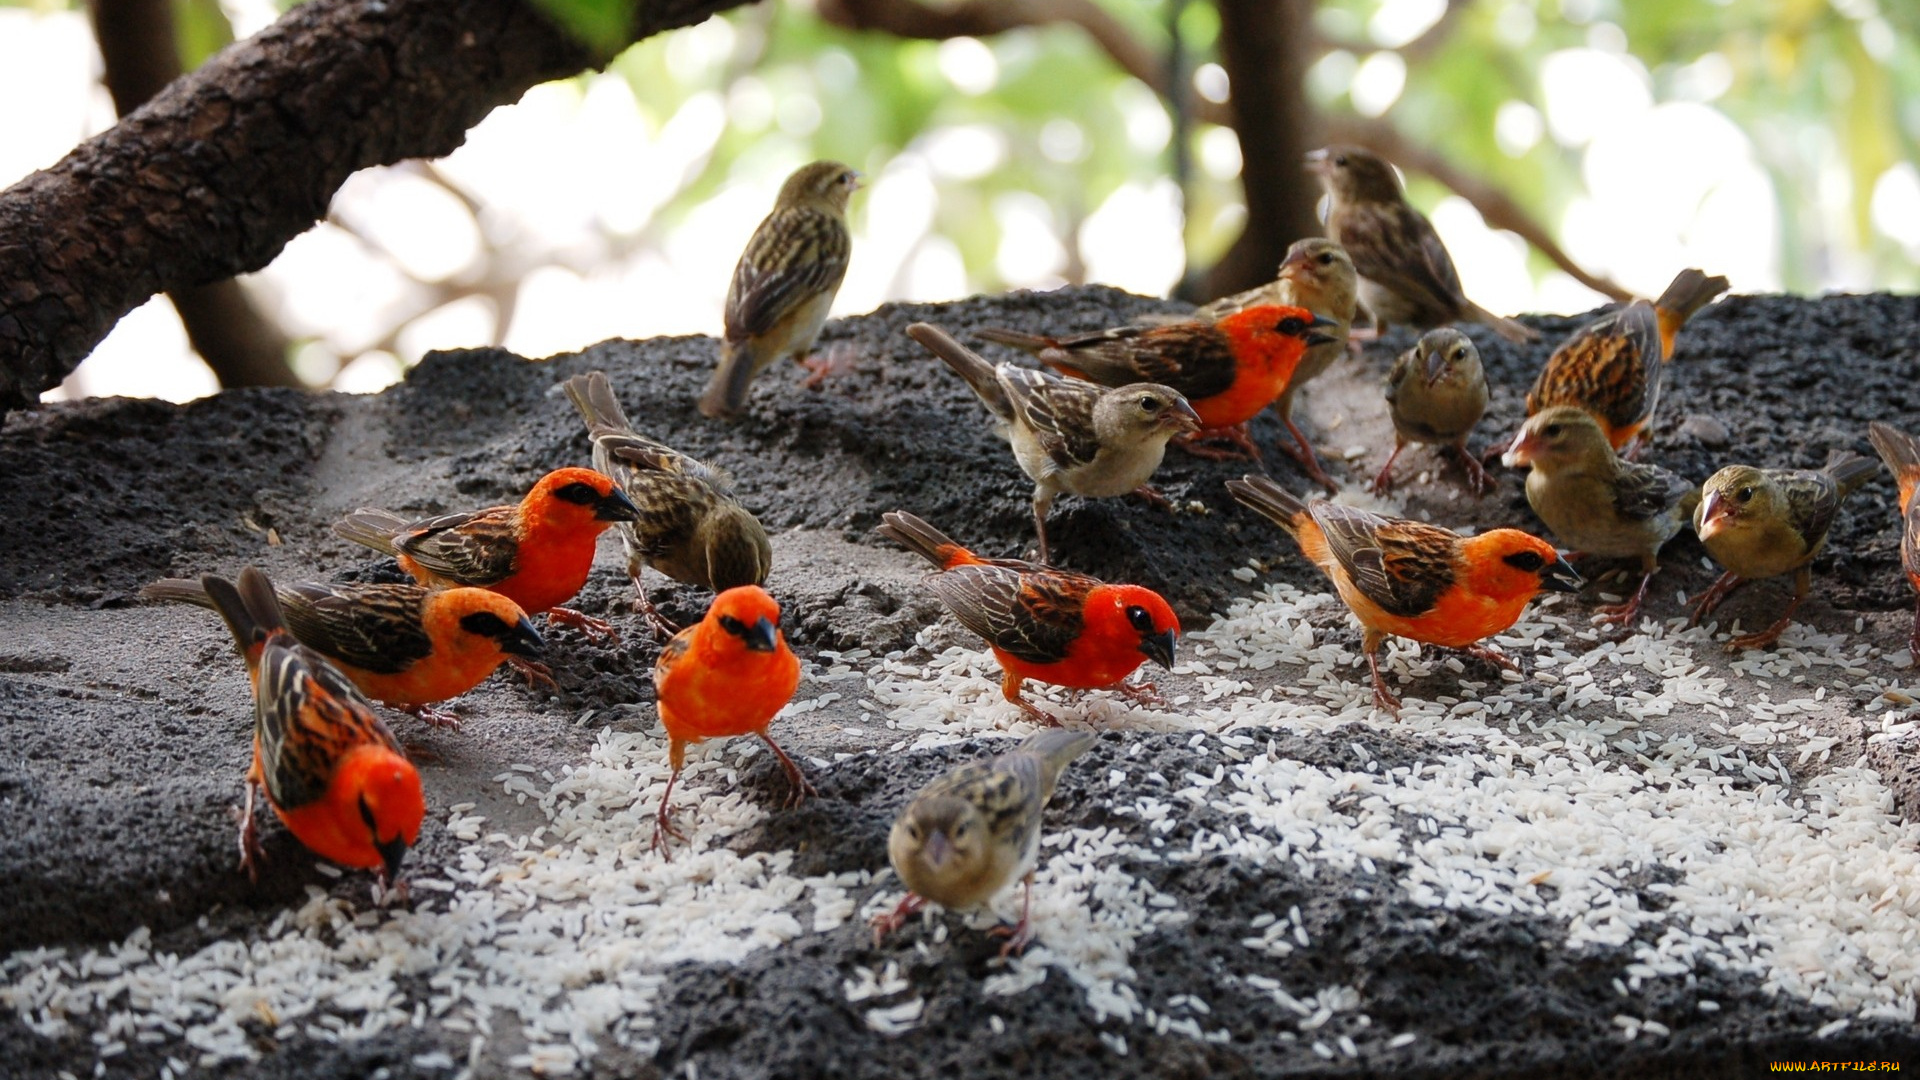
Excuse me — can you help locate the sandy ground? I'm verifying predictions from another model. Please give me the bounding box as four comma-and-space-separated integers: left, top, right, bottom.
4, 287, 1920, 1077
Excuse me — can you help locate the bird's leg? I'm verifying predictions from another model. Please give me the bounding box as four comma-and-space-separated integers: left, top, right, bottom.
757, 731, 819, 808
1032, 490, 1055, 565
1113, 677, 1167, 708
1130, 485, 1172, 509
869, 892, 928, 946
1002, 671, 1060, 727
1362, 634, 1402, 718
234, 780, 265, 882
1726, 569, 1809, 652
1277, 412, 1340, 495
1594, 570, 1656, 630
1457, 641, 1521, 673
402, 703, 464, 731
373, 873, 410, 908
1369, 439, 1407, 497
1176, 425, 1264, 463
798, 342, 857, 390
629, 571, 682, 642
546, 606, 620, 646
1910, 594, 1920, 662
1685, 570, 1747, 627
1622, 432, 1649, 463
1448, 440, 1494, 497
651, 751, 689, 857
504, 656, 559, 691
988, 873, 1037, 959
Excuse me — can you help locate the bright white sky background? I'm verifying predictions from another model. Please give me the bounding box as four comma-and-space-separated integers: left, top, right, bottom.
2, 0, 1911, 403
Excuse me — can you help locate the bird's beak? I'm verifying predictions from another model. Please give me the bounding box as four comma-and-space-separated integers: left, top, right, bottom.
923, 829, 954, 871
1304, 313, 1339, 348
1139, 628, 1178, 670
847, 170, 866, 191
1501, 430, 1539, 469
1540, 558, 1584, 594
743, 616, 779, 653
1423, 349, 1453, 388
1278, 250, 1312, 282
1696, 491, 1730, 539
376, 830, 409, 885
596, 486, 640, 523
1303, 147, 1329, 174
501, 615, 546, 659
1161, 399, 1204, 435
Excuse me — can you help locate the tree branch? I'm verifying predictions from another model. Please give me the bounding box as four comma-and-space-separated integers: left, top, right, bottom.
0, 0, 746, 410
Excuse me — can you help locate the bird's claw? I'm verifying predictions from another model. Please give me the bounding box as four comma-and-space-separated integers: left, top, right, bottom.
798, 343, 857, 390
869, 893, 927, 947
1176, 426, 1264, 463
405, 704, 464, 731
1458, 642, 1521, 673
1114, 678, 1167, 708
987, 919, 1034, 959
1012, 698, 1062, 727
1130, 484, 1173, 510
505, 656, 559, 692
547, 606, 620, 646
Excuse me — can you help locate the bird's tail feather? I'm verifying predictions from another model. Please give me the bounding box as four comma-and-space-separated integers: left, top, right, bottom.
564, 370, 636, 439
200, 567, 287, 659
699, 340, 761, 419
140, 577, 216, 610
1463, 302, 1539, 344
877, 511, 976, 570
1869, 422, 1920, 484
333, 509, 409, 557
1822, 449, 1879, 500
906, 322, 1013, 420
1016, 728, 1097, 783
973, 327, 1055, 353
1653, 269, 1730, 323
1225, 475, 1311, 538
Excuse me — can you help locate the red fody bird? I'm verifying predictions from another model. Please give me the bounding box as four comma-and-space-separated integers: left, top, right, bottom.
1868, 422, 1920, 658
976, 305, 1338, 462
1227, 476, 1582, 716
143, 578, 544, 729
878, 511, 1180, 725
651, 585, 811, 853
199, 568, 425, 884
334, 467, 639, 645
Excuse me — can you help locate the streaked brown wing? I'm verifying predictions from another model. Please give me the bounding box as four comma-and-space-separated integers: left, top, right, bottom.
1530, 302, 1656, 429
653, 627, 693, 691
1311, 502, 1456, 617
926, 564, 1089, 666
278, 583, 433, 676
1050, 324, 1236, 402
725, 206, 851, 342
254, 637, 400, 811
1903, 503, 1920, 579
1000, 367, 1104, 471
1611, 461, 1695, 525
1336, 203, 1465, 323
393, 506, 520, 587
594, 430, 734, 494
925, 753, 1045, 853
1777, 469, 1842, 549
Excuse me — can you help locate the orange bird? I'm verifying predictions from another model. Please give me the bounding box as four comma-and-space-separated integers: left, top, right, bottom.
878, 511, 1180, 725
1870, 421, 1920, 659
651, 584, 810, 853
976, 305, 1337, 463
1510, 269, 1728, 459
1227, 476, 1582, 716
198, 568, 425, 884
143, 578, 543, 729
334, 467, 638, 644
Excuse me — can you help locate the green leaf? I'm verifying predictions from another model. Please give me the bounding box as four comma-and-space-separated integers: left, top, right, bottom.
171, 0, 233, 71
529, 0, 636, 58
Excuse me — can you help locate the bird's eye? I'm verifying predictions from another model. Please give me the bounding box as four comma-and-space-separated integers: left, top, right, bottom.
905, 823, 921, 841
1139, 396, 1160, 412
1126, 605, 1156, 633
554, 482, 601, 506
1543, 424, 1562, 438
1735, 487, 1754, 502
1334, 154, 1348, 167
1278, 316, 1307, 335
1453, 348, 1468, 362
459, 611, 512, 638
1317, 253, 1333, 265
718, 614, 747, 637
1503, 550, 1546, 573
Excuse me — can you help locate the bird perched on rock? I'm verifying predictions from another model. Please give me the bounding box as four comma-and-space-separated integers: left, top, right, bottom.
1869, 422, 1920, 659
1192, 239, 1361, 494
1690, 451, 1877, 651
142, 578, 543, 729
197, 567, 424, 886
907, 322, 1200, 565
700, 160, 862, 418
1503, 269, 1728, 460
565, 371, 771, 638
878, 511, 1179, 725
1228, 475, 1581, 715
976, 305, 1336, 463
1501, 406, 1699, 628
334, 467, 638, 648
651, 585, 808, 854
871, 729, 1095, 957
1306, 144, 1537, 344
1375, 328, 1491, 496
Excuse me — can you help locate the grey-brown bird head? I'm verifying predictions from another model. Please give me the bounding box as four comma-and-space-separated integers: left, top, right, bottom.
1305, 144, 1403, 205
1502, 405, 1613, 473
1278, 238, 1358, 300
780, 160, 863, 214
1090, 383, 1203, 447
1411, 328, 1480, 390
889, 793, 994, 902
1695, 465, 1780, 543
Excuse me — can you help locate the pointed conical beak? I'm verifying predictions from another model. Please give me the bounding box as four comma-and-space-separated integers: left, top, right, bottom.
1423, 349, 1453, 388
923, 829, 953, 871
596, 486, 640, 523
1303, 313, 1339, 348
1540, 559, 1584, 594
502, 615, 545, 659
1303, 148, 1330, 174
1161, 399, 1204, 434
1696, 491, 1729, 539
1502, 430, 1538, 469
743, 616, 778, 653
1139, 628, 1177, 670
376, 831, 409, 884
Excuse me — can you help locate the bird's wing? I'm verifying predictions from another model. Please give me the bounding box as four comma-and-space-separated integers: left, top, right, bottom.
1529, 302, 1656, 430
1611, 461, 1696, 524
1311, 501, 1457, 618
278, 583, 433, 676
724, 206, 851, 342
999, 367, 1105, 471
925, 563, 1090, 666
254, 638, 399, 811
1778, 469, 1842, 549
1047, 324, 1237, 402
392, 506, 521, 586
1343, 203, 1468, 318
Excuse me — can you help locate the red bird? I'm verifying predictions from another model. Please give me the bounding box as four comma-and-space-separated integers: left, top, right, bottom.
878, 511, 1180, 725
1870, 421, 1920, 658
652, 585, 810, 853
976, 305, 1337, 463
143, 578, 543, 729
334, 467, 638, 645
198, 568, 425, 885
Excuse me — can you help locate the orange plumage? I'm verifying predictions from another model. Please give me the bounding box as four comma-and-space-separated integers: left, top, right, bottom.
143, 578, 544, 727
650, 585, 810, 853
878, 511, 1180, 725
977, 305, 1336, 463
198, 568, 425, 883
1228, 476, 1582, 715
1868, 422, 1920, 658
334, 466, 638, 642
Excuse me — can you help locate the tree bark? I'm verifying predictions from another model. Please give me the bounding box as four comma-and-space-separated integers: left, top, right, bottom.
89, 0, 301, 390
0, 0, 746, 410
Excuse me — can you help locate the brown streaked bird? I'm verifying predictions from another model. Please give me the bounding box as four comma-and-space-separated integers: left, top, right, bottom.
1690, 451, 1877, 651
1306, 144, 1538, 344
1374, 328, 1492, 497
1505, 269, 1728, 460
871, 729, 1095, 957
699, 161, 862, 418
565, 371, 772, 639
1502, 406, 1699, 628
142, 578, 543, 729
907, 322, 1200, 565
1228, 475, 1581, 716
1869, 422, 1920, 659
